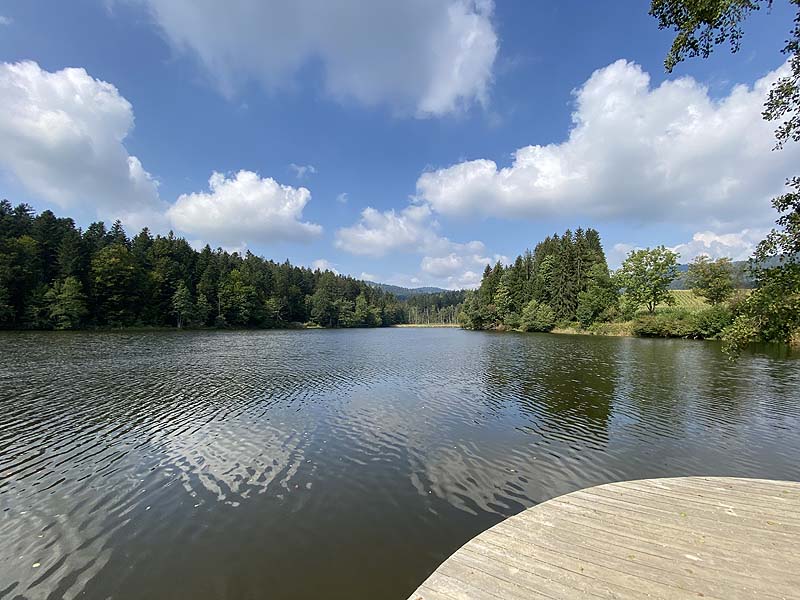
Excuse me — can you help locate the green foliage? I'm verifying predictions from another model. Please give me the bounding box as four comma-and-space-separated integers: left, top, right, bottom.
493, 279, 513, 321
650, 0, 769, 72
616, 246, 680, 313
650, 0, 800, 354
722, 258, 800, 354
686, 256, 735, 304
632, 308, 695, 338
460, 227, 610, 330
0, 202, 403, 330
45, 276, 88, 330
692, 304, 735, 338
520, 300, 556, 332
722, 176, 800, 353
91, 243, 139, 326
576, 263, 619, 326
0, 282, 12, 324
504, 311, 521, 329
171, 281, 194, 328
632, 305, 734, 339
196, 292, 213, 326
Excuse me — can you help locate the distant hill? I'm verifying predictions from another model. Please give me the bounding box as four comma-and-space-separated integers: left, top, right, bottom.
366, 281, 450, 299
670, 260, 756, 289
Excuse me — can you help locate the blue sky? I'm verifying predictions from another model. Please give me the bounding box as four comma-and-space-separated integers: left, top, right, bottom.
1, 1, 798, 288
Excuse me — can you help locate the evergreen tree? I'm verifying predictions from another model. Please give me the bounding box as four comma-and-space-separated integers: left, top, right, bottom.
576, 264, 619, 326
0, 204, 407, 331
91, 244, 139, 326
45, 277, 88, 330
494, 279, 513, 322
520, 300, 556, 332
171, 281, 194, 328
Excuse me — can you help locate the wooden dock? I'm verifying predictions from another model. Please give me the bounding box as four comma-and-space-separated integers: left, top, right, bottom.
408, 477, 800, 599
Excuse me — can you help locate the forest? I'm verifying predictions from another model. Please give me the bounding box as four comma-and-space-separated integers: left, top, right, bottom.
0, 202, 407, 330
458, 225, 798, 356
459, 228, 616, 331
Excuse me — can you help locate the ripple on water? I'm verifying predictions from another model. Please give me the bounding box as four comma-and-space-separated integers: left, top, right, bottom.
1, 329, 799, 599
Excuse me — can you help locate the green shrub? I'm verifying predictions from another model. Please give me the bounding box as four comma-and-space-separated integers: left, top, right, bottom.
520, 300, 556, 332
631, 308, 694, 338
690, 305, 734, 339
632, 305, 734, 339
504, 311, 521, 329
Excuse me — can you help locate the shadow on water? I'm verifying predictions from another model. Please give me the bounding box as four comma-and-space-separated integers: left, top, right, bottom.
0, 329, 798, 599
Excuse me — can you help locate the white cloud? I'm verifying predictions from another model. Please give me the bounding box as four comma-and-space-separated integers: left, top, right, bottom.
311, 258, 338, 274
335, 204, 439, 257
359, 272, 376, 282
417, 60, 799, 229
336, 192, 349, 204
336, 201, 502, 288
0, 16, 12, 25
0, 60, 164, 224
608, 228, 764, 269
420, 251, 508, 289
670, 229, 766, 262
131, 0, 497, 116
289, 163, 316, 179
607, 243, 636, 269
167, 170, 322, 247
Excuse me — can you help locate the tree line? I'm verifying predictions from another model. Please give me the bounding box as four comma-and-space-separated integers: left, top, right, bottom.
403, 290, 466, 325
457, 225, 796, 354
0, 202, 406, 330
459, 228, 615, 331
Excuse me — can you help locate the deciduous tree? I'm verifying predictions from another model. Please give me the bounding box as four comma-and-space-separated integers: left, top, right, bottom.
616, 247, 679, 313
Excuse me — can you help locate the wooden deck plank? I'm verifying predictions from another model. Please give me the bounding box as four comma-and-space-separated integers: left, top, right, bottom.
407, 477, 800, 600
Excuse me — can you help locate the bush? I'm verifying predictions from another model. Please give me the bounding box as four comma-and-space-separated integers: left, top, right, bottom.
504, 311, 521, 329
690, 305, 734, 339
631, 308, 694, 338
631, 305, 734, 339
520, 300, 556, 332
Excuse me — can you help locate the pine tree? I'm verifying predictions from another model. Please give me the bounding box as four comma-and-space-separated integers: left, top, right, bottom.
171, 281, 194, 328
45, 277, 88, 330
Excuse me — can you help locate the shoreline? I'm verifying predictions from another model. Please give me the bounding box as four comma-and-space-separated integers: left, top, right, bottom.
390, 323, 460, 328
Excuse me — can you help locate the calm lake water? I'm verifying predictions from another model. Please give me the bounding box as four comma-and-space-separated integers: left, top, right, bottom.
1, 329, 799, 599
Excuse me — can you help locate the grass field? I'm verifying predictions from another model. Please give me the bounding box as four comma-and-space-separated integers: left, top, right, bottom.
661, 289, 710, 310
657, 289, 750, 311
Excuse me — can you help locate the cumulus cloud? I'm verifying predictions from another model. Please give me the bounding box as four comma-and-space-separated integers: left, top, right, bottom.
167, 170, 322, 247
289, 163, 316, 179
335, 204, 440, 257
670, 229, 766, 263
0, 60, 164, 224
336, 202, 502, 288
417, 60, 799, 228
131, 0, 497, 116
311, 258, 338, 274
608, 228, 765, 268
0, 16, 12, 25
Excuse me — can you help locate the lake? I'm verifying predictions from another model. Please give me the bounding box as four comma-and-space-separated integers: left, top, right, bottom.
1, 329, 799, 599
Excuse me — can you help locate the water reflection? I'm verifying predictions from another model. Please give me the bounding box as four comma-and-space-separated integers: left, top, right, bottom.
0, 329, 798, 600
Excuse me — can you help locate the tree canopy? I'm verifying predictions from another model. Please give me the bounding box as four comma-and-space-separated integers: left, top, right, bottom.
616, 247, 680, 314
651, 0, 800, 353
459, 228, 615, 330
0, 202, 405, 330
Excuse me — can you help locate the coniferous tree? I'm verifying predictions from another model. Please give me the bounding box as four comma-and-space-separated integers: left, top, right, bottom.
0, 204, 405, 330
171, 281, 194, 328
45, 276, 88, 330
